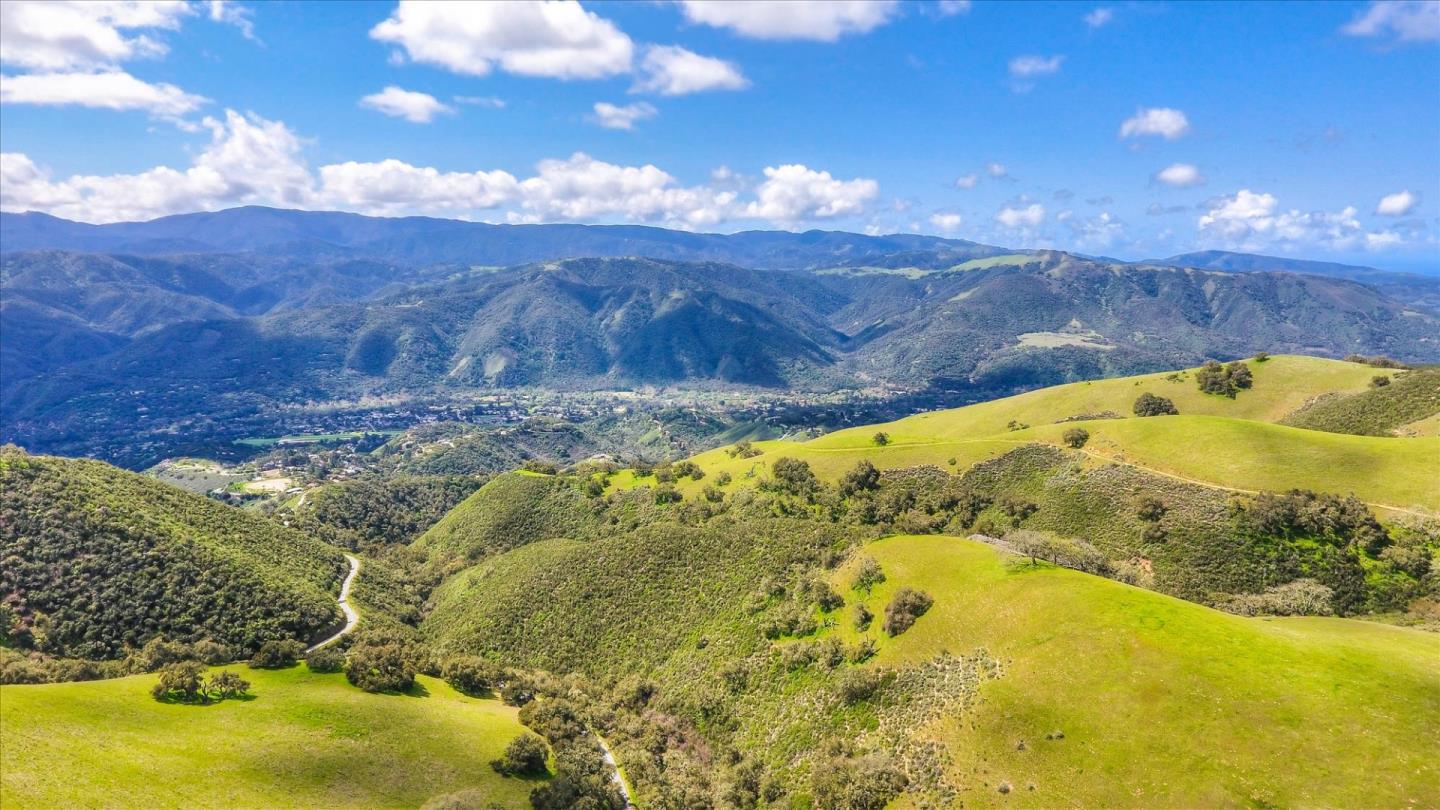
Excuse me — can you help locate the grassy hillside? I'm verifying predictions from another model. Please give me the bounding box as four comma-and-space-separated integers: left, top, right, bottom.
413, 471, 598, 563
622, 356, 1438, 513
825, 536, 1440, 808
0, 448, 347, 659
0, 666, 535, 809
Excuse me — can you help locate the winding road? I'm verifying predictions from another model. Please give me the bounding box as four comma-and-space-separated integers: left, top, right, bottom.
307, 553, 361, 653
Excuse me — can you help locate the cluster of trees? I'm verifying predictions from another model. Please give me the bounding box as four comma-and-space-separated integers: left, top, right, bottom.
1195, 359, 1253, 397
1133, 392, 1178, 416
882, 588, 934, 636
151, 662, 250, 704
344, 628, 421, 693
285, 476, 484, 551
1062, 428, 1090, 448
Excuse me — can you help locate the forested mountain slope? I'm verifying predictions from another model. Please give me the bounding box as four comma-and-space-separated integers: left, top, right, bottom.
0, 447, 347, 659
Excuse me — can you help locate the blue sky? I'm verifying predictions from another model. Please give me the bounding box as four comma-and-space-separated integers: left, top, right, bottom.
1, 1, 1437, 270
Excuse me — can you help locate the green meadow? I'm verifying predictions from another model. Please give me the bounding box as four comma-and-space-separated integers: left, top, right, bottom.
0, 666, 536, 809
828, 535, 1440, 808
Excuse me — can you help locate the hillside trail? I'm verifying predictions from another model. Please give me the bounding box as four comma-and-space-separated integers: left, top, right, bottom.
307, 554, 361, 653
594, 732, 635, 808
801, 437, 1434, 519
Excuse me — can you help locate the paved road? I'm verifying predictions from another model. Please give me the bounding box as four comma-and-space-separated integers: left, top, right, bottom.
594, 733, 635, 808
307, 553, 361, 653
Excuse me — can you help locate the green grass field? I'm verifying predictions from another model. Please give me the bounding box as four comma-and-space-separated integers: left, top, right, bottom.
615, 356, 1438, 513
0, 666, 537, 809
826, 535, 1440, 808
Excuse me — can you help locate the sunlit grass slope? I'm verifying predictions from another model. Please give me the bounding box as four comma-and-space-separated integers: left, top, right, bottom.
615, 356, 1437, 511
828, 535, 1440, 808
0, 666, 535, 809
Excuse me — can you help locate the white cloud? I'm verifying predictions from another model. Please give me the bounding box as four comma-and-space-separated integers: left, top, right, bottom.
987, 161, 1008, 178
318, 159, 518, 216
1119, 107, 1190, 140
370, 0, 633, 79
1066, 211, 1124, 249
954, 173, 979, 189
633, 45, 747, 96
207, 1, 256, 41
1197, 188, 1403, 252
1376, 189, 1418, 216
1084, 7, 1114, 28
454, 95, 506, 109
590, 101, 658, 130
995, 202, 1045, 229
0, 1, 192, 70
515, 152, 737, 228
744, 164, 879, 223
2, 110, 882, 230
1008, 54, 1063, 77
1153, 162, 1205, 188
1341, 1, 1440, 42
676, 0, 900, 41
0, 109, 312, 222
936, 1, 972, 16
929, 212, 963, 232
359, 86, 454, 123
0, 70, 206, 116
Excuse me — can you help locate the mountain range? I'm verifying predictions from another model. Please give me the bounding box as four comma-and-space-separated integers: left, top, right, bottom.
3, 207, 1438, 463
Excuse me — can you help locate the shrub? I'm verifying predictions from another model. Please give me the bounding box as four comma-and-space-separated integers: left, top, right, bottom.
840, 460, 881, 496
491, 732, 549, 776
1133, 392, 1179, 417
206, 670, 251, 699
1253, 351, 1270, 362
769, 457, 819, 496
151, 660, 207, 702
673, 461, 705, 480
852, 603, 873, 631
872, 432, 890, 447
192, 639, 237, 666
703, 485, 725, 503
1371, 375, 1391, 388
306, 646, 345, 673
345, 631, 418, 693
850, 557, 886, 593
811, 753, 908, 810
1062, 428, 1090, 448
837, 667, 887, 704
521, 459, 558, 475
1135, 495, 1167, 522
883, 587, 934, 636
813, 581, 845, 612
442, 655, 500, 696
652, 485, 682, 504
1196, 359, 1252, 397
248, 639, 304, 669
714, 471, 733, 486
727, 441, 762, 459
846, 638, 877, 663
1223, 580, 1335, 617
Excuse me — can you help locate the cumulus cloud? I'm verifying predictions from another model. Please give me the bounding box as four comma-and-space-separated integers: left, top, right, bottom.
1008, 54, 1063, 77
454, 95, 506, 109
370, 0, 633, 79
514, 152, 739, 227
1085, 7, 1115, 28
590, 101, 657, 130
929, 212, 963, 232
0, 70, 206, 116
1376, 189, 1418, 216
676, 0, 900, 41
359, 86, 454, 123
954, 173, 979, 189
1197, 188, 1404, 252
633, 45, 747, 96
1066, 211, 1124, 249
995, 202, 1045, 229
1119, 107, 1190, 140
744, 164, 879, 223
1153, 162, 1205, 188
318, 159, 518, 216
987, 161, 1008, 178
936, 1, 972, 16
1341, 1, 1440, 42
0, 1, 192, 71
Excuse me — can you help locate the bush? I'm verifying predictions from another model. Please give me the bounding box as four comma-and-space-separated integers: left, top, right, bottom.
840, 460, 881, 496
883, 588, 934, 637
345, 631, 419, 693
206, 670, 251, 699
850, 557, 886, 593
768, 457, 819, 496
852, 603, 873, 631
1371, 375, 1391, 388
1253, 351, 1270, 362
1196, 360, 1252, 398
837, 667, 887, 704
1062, 428, 1089, 448
811, 753, 908, 810
813, 581, 845, 612
521, 459, 558, 475
442, 655, 500, 696
1135, 496, 1167, 522
248, 639, 304, 669
652, 485, 682, 505
491, 732, 549, 776
727, 441, 762, 459
1133, 392, 1179, 417
1223, 580, 1335, 617
306, 646, 345, 673
151, 661, 207, 702
872, 432, 890, 447
846, 638, 877, 663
